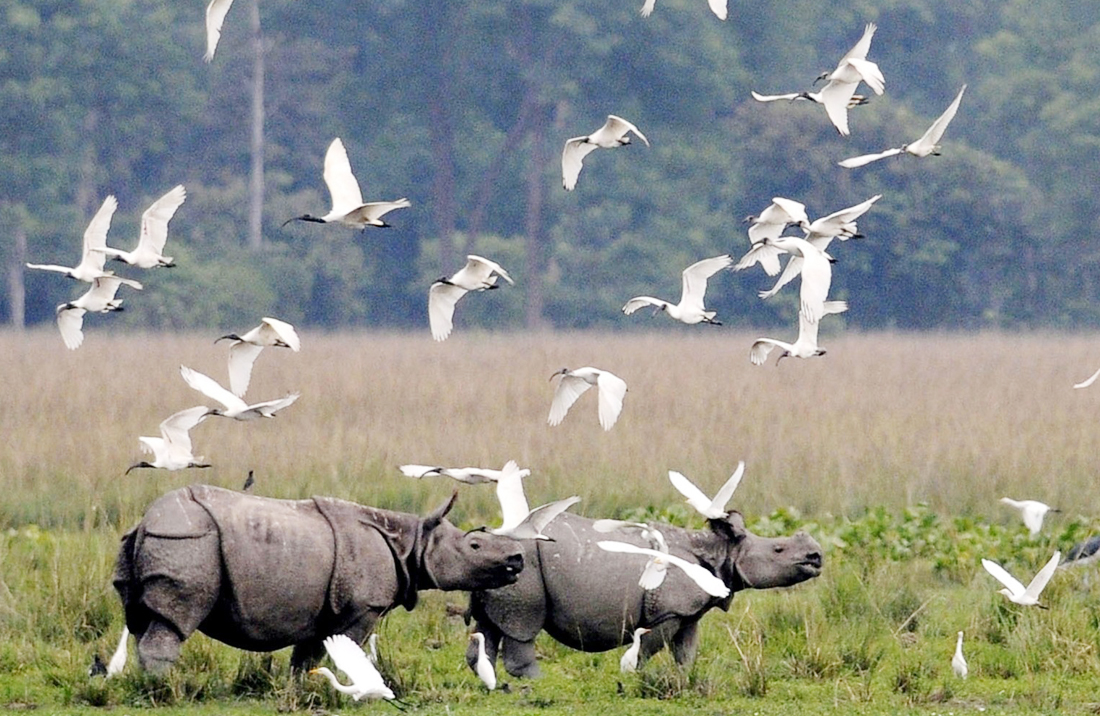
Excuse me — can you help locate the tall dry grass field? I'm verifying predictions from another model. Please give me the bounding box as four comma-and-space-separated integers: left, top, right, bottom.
2, 328, 1099, 529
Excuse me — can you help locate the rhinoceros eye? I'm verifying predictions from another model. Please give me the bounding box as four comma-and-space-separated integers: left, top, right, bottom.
774, 545, 785, 554
470, 540, 481, 550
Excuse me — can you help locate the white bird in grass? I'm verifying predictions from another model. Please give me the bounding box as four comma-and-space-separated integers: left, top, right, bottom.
952, 631, 968, 679
839, 85, 967, 168
26, 195, 117, 282
999, 497, 1060, 537
95, 185, 186, 268
107, 626, 129, 677
620, 627, 651, 673
668, 463, 744, 519
283, 138, 411, 229
749, 301, 849, 366
982, 551, 1060, 608
594, 521, 670, 590
179, 365, 299, 420
816, 23, 885, 97
639, 0, 726, 20
215, 317, 301, 398
562, 115, 649, 191
597, 541, 730, 598
310, 634, 395, 701
428, 255, 514, 342
736, 198, 809, 275
55, 276, 143, 350
622, 254, 732, 325
758, 195, 881, 300
125, 406, 212, 473
548, 367, 628, 431
399, 460, 530, 484
470, 633, 496, 690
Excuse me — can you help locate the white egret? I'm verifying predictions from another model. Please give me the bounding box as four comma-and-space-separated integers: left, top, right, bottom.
95, 185, 186, 268
952, 631, 967, 679
283, 138, 411, 229
477, 461, 579, 540
310, 634, 395, 701
215, 317, 301, 397
597, 541, 730, 598
816, 24, 885, 97
759, 195, 881, 300
620, 627, 651, 673
26, 195, 117, 282
204, 0, 234, 62
548, 367, 628, 431
179, 365, 299, 420
749, 301, 849, 365
562, 115, 649, 191
750, 78, 862, 136
595, 521, 670, 590
55, 276, 143, 350
639, 0, 726, 20
398, 460, 530, 484
107, 626, 129, 677
470, 633, 496, 690
668, 463, 744, 519
839, 85, 967, 168
622, 254, 732, 325
982, 551, 1061, 608
736, 197, 809, 275
428, 255, 514, 342
750, 235, 834, 323
125, 406, 212, 473
999, 497, 1059, 537
750, 90, 870, 109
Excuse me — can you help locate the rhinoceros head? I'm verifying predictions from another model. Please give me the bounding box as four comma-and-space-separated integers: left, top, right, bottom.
709, 511, 823, 590
419, 492, 525, 592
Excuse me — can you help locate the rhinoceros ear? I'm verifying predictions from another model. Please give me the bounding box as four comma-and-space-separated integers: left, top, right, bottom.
423, 490, 459, 532
709, 510, 747, 544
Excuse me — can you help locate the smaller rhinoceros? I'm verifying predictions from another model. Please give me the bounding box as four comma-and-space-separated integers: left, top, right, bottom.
466, 511, 822, 677
114, 485, 524, 673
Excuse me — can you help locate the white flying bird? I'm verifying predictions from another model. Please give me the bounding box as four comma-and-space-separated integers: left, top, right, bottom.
839, 85, 967, 168
95, 185, 186, 268
736, 197, 809, 275
982, 551, 1061, 608
180, 365, 299, 420
125, 406, 211, 473
283, 138, 410, 229
751, 81, 863, 136
55, 276, 143, 350
428, 255, 514, 342
399, 460, 530, 484
482, 463, 579, 540
26, 195, 117, 282
595, 521, 670, 590
622, 254, 732, 325
952, 631, 967, 679
204, 0, 234, 62
215, 317, 301, 397
999, 497, 1059, 537
668, 463, 744, 519
597, 540, 730, 598
620, 627, 651, 673
470, 633, 496, 690
548, 366, 628, 431
639, 0, 726, 20
1075, 366, 1100, 389
749, 301, 849, 365
309, 634, 395, 701
562, 115, 649, 191
759, 195, 881, 300
816, 23, 885, 97
750, 235, 834, 323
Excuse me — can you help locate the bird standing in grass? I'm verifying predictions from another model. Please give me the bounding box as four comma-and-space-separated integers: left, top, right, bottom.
952, 631, 968, 679
620, 627, 651, 673
470, 632, 496, 690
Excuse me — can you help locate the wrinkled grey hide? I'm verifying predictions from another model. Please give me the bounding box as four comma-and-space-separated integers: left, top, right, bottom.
115, 485, 524, 673
466, 511, 822, 677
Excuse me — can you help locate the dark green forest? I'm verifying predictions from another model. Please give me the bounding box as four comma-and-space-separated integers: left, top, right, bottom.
2, 0, 1098, 333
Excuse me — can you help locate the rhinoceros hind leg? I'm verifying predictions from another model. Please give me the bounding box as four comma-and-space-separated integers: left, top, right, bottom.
137, 620, 183, 675
500, 635, 540, 678
670, 619, 700, 667
290, 639, 327, 671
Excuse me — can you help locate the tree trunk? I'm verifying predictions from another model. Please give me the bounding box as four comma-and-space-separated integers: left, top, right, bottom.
524, 122, 549, 330
421, 4, 458, 271
8, 222, 25, 329
247, 0, 265, 250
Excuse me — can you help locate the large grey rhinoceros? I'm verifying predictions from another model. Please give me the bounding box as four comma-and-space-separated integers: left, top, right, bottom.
114, 484, 524, 673
465, 511, 822, 677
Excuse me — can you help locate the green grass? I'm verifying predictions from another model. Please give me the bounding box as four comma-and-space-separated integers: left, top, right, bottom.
5, 330, 1100, 712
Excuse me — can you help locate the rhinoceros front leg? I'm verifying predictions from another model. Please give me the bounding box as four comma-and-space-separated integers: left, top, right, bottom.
500, 635, 540, 678
670, 619, 700, 667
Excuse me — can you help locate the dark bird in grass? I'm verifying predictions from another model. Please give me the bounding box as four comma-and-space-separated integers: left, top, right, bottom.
242, 470, 255, 492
